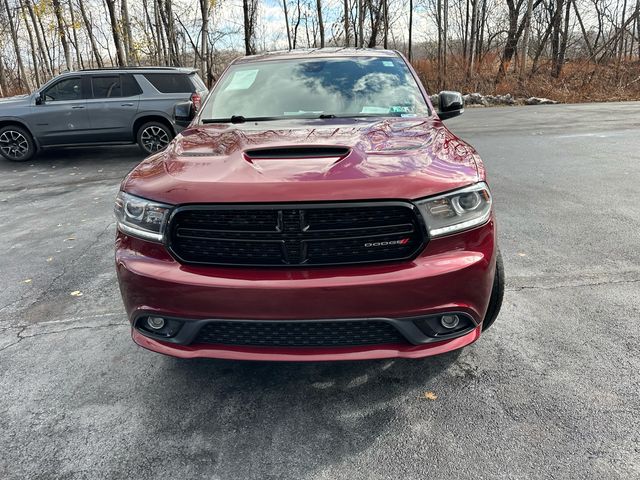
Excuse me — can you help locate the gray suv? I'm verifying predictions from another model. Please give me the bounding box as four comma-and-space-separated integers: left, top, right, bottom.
0, 67, 208, 162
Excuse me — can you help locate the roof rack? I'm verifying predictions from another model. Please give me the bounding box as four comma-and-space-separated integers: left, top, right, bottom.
79, 66, 186, 71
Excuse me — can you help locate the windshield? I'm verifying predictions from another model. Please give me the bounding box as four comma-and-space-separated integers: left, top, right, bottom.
201, 57, 430, 121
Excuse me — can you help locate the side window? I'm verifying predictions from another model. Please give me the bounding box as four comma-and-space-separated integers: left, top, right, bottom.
91, 75, 122, 98
143, 73, 193, 93
122, 74, 142, 96
43, 77, 82, 102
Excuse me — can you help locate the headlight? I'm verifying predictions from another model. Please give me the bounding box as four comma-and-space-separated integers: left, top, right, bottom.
415, 182, 492, 237
114, 192, 172, 242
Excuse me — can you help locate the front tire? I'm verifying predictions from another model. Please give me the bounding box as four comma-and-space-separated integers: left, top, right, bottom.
482, 249, 504, 331
0, 125, 36, 162
136, 121, 173, 155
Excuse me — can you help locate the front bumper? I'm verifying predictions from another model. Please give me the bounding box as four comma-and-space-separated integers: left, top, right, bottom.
116, 219, 496, 361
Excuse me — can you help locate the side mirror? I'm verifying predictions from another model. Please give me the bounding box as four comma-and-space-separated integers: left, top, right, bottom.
35, 93, 44, 105
174, 101, 195, 127
438, 91, 464, 120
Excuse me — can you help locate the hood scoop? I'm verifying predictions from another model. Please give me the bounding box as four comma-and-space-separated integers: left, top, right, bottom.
244, 146, 350, 160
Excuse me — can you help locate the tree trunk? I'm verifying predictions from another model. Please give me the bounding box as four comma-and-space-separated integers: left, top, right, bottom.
293, 0, 302, 48
408, 0, 413, 61
51, 0, 73, 70
20, 0, 41, 86
550, 0, 564, 77
316, 0, 324, 47
477, 0, 486, 59
468, 0, 479, 75
496, 0, 518, 83
121, 0, 136, 64
519, 0, 534, 79
156, 0, 179, 64
200, 0, 210, 79
0, 56, 8, 96
68, 0, 84, 69
243, 0, 256, 55
78, 0, 104, 67
358, 0, 363, 47
283, 0, 292, 49
105, 0, 126, 66
555, 0, 571, 77
142, 0, 158, 63
572, 0, 594, 57
344, 0, 350, 46
383, 0, 388, 48
24, 0, 51, 77
154, 0, 168, 64
3, 0, 30, 90
35, 8, 55, 74
443, 0, 448, 84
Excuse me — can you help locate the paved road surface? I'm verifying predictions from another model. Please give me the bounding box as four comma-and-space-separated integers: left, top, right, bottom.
1, 102, 639, 479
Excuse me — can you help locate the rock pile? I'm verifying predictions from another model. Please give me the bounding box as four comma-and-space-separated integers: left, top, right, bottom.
430, 92, 558, 107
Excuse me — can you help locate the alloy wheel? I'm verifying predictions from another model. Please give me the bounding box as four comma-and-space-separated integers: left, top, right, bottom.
0, 130, 30, 160
141, 126, 170, 153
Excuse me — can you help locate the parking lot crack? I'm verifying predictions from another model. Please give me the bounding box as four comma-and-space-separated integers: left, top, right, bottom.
0, 322, 125, 353
508, 277, 640, 292
18, 222, 116, 312
0, 326, 27, 352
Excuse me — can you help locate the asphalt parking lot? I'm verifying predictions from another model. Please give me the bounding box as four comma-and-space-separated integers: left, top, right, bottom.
1, 102, 639, 480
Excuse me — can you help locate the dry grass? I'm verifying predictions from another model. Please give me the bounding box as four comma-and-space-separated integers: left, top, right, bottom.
412, 53, 640, 103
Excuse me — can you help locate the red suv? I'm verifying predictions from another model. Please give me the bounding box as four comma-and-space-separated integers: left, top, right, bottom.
115, 49, 504, 361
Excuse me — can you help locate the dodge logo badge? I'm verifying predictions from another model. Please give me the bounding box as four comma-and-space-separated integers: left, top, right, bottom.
364, 238, 410, 248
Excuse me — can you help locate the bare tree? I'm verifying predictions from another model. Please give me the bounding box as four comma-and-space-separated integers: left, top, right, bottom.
283, 0, 292, 49
243, 0, 258, 54
358, 0, 363, 47
519, 0, 534, 79
408, 0, 413, 60
344, 0, 350, 46
19, 0, 41, 85
200, 0, 211, 81
3, 0, 30, 89
51, 0, 73, 70
121, 0, 136, 64
316, 0, 324, 47
105, 0, 126, 66
78, 0, 104, 67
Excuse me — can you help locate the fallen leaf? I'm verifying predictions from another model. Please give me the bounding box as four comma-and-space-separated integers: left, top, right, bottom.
23, 279, 32, 284
70, 291, 83, 297
423, 391, 438, 401
517, 252, 527, 257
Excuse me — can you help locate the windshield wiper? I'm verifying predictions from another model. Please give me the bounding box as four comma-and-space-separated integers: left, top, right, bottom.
202, 116, 285, 124
201, 113, 407, 124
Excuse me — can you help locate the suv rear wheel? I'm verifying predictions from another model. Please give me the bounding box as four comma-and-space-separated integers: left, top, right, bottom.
0, 125, 36, 162
137, 121, 173, 155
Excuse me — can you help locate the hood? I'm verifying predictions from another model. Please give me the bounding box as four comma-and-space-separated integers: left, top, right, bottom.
123, 117, 482, 204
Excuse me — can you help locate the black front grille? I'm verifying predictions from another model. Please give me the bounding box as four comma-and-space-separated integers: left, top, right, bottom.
193, 320, 409, 347
168, 203, 425, 266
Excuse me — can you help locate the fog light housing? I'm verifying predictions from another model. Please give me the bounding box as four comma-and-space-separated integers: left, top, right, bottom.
412, 312, 476, 338
440, 314, 460, 329
137, 316, 183, 338
147, 316, 166, 330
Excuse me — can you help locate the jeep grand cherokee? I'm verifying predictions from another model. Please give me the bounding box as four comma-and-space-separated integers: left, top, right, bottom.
115, 49, 504, 361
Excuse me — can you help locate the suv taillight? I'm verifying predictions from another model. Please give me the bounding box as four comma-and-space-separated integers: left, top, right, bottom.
190, 92, 202, 112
